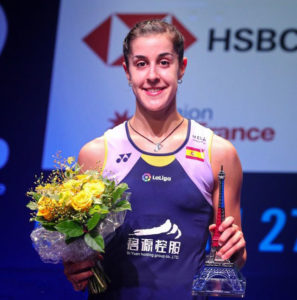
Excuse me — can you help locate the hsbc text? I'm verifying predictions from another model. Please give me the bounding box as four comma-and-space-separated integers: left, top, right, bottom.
208, 28, 297, 52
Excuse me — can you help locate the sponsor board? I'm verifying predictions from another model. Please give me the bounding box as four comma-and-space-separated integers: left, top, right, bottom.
42, 0, 297, 172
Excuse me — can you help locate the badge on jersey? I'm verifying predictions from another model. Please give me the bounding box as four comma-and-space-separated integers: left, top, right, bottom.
185, 146, 205, 162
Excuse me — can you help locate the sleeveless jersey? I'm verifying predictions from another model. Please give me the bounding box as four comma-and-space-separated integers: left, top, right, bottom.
94, 120, 214, 300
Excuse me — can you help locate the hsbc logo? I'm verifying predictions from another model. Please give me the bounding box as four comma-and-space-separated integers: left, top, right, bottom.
83, 14, 197, 66
208, 28, 297, 52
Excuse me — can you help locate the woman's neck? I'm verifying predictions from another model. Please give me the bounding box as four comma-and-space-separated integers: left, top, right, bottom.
131, 101, 183, 139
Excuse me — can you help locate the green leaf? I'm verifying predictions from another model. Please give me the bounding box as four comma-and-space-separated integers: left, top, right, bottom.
35, 216, 46, 222
27, 192, 42, 202
35, 217, 57, 226
84, 233, 105, 252
89, 204, 109, 215
89, 205, 101, 215
104, 179, 115, 194
33, 193, 42, 201
87, 213, 100, 231
55, 220, 84, 237
104, 179, 114, 188
42, 224, 57, 231
26, 201, 38, 210
113, 200, 131, 212
93, 234, 105, 252
112, 183, 128, 202
99, 205, 110, 214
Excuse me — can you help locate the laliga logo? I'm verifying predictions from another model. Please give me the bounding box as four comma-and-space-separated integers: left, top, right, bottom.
142, 173, 152, 182
0, 5, 8, 55
142, 172, 172, 182
83, 14, 197, 66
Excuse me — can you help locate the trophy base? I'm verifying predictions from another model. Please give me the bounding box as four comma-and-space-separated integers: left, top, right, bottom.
192, 251, 246, 298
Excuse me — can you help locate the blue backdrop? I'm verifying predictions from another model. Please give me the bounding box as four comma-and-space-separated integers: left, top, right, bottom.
0, 1, 296, 299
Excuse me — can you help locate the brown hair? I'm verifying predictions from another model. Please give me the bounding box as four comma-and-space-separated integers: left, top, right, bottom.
123, 19, 184, 69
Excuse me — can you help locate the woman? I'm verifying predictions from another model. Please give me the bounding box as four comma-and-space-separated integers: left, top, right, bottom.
64, 19, 246, 299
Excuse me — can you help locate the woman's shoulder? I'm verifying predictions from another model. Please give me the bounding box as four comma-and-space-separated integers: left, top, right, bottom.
212, 134, 238, 160
211, 134, 242, 182
77, 123, 127, 171
78, 136, 105, 171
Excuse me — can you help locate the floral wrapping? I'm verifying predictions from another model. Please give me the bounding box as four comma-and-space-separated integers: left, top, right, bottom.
31, 210, 127, 264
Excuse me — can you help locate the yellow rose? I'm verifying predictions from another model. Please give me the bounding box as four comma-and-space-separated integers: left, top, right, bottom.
71, 190, 93, 211
59, 190, 73, 206
37, 196, 56, 221
63, 179, 81, 190
83, 181, 105, 198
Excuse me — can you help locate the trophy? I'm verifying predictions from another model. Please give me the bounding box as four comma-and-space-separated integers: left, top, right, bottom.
192, 166, 246, 297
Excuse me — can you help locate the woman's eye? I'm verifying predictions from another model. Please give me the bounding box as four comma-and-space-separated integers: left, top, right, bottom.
160, 60, 169, 66
136, 61, 146, 67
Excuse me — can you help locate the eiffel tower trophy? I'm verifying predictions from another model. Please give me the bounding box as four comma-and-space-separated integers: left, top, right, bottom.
192, 166, 246, 297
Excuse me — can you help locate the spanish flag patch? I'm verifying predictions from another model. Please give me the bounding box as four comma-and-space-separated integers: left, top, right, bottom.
186, 146, 205, 162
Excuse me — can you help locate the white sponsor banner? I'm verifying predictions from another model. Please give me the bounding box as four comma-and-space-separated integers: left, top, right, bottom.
43, 0, 297, 172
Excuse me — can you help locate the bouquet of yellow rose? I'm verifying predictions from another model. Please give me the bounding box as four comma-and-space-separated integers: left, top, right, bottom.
27, 156, 131, 294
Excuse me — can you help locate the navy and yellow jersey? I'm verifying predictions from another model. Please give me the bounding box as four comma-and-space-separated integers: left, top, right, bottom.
95, 120, 214, 300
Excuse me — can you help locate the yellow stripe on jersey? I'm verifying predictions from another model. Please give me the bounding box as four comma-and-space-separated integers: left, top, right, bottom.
208, 130, 214, 163
101, 134, 108, 174
141, 154, 175, 167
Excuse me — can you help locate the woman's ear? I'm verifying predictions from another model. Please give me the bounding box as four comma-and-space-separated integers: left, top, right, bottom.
122, 62, 131, 81
178, 57, 188, 80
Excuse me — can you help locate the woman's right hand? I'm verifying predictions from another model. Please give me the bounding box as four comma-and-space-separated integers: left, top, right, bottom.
63, 259, 95, 291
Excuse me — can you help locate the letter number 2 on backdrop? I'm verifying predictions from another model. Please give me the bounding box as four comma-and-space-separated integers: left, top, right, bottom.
259, 208, 297, 252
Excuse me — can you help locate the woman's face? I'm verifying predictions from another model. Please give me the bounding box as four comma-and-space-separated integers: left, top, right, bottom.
124, 33, 187, 113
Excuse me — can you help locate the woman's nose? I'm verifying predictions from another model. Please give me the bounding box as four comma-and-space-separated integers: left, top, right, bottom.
147, 64, 160, 84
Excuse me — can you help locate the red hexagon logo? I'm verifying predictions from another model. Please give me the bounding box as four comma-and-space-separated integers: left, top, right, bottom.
83, 14, 197, 66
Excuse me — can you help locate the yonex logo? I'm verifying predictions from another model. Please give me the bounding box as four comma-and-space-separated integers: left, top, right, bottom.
142, 173, 152, 182
116, 153, 131, 163
83, 14, 197, 66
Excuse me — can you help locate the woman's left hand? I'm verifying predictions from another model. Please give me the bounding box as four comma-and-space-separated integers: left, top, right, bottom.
209, 216, 246, 268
